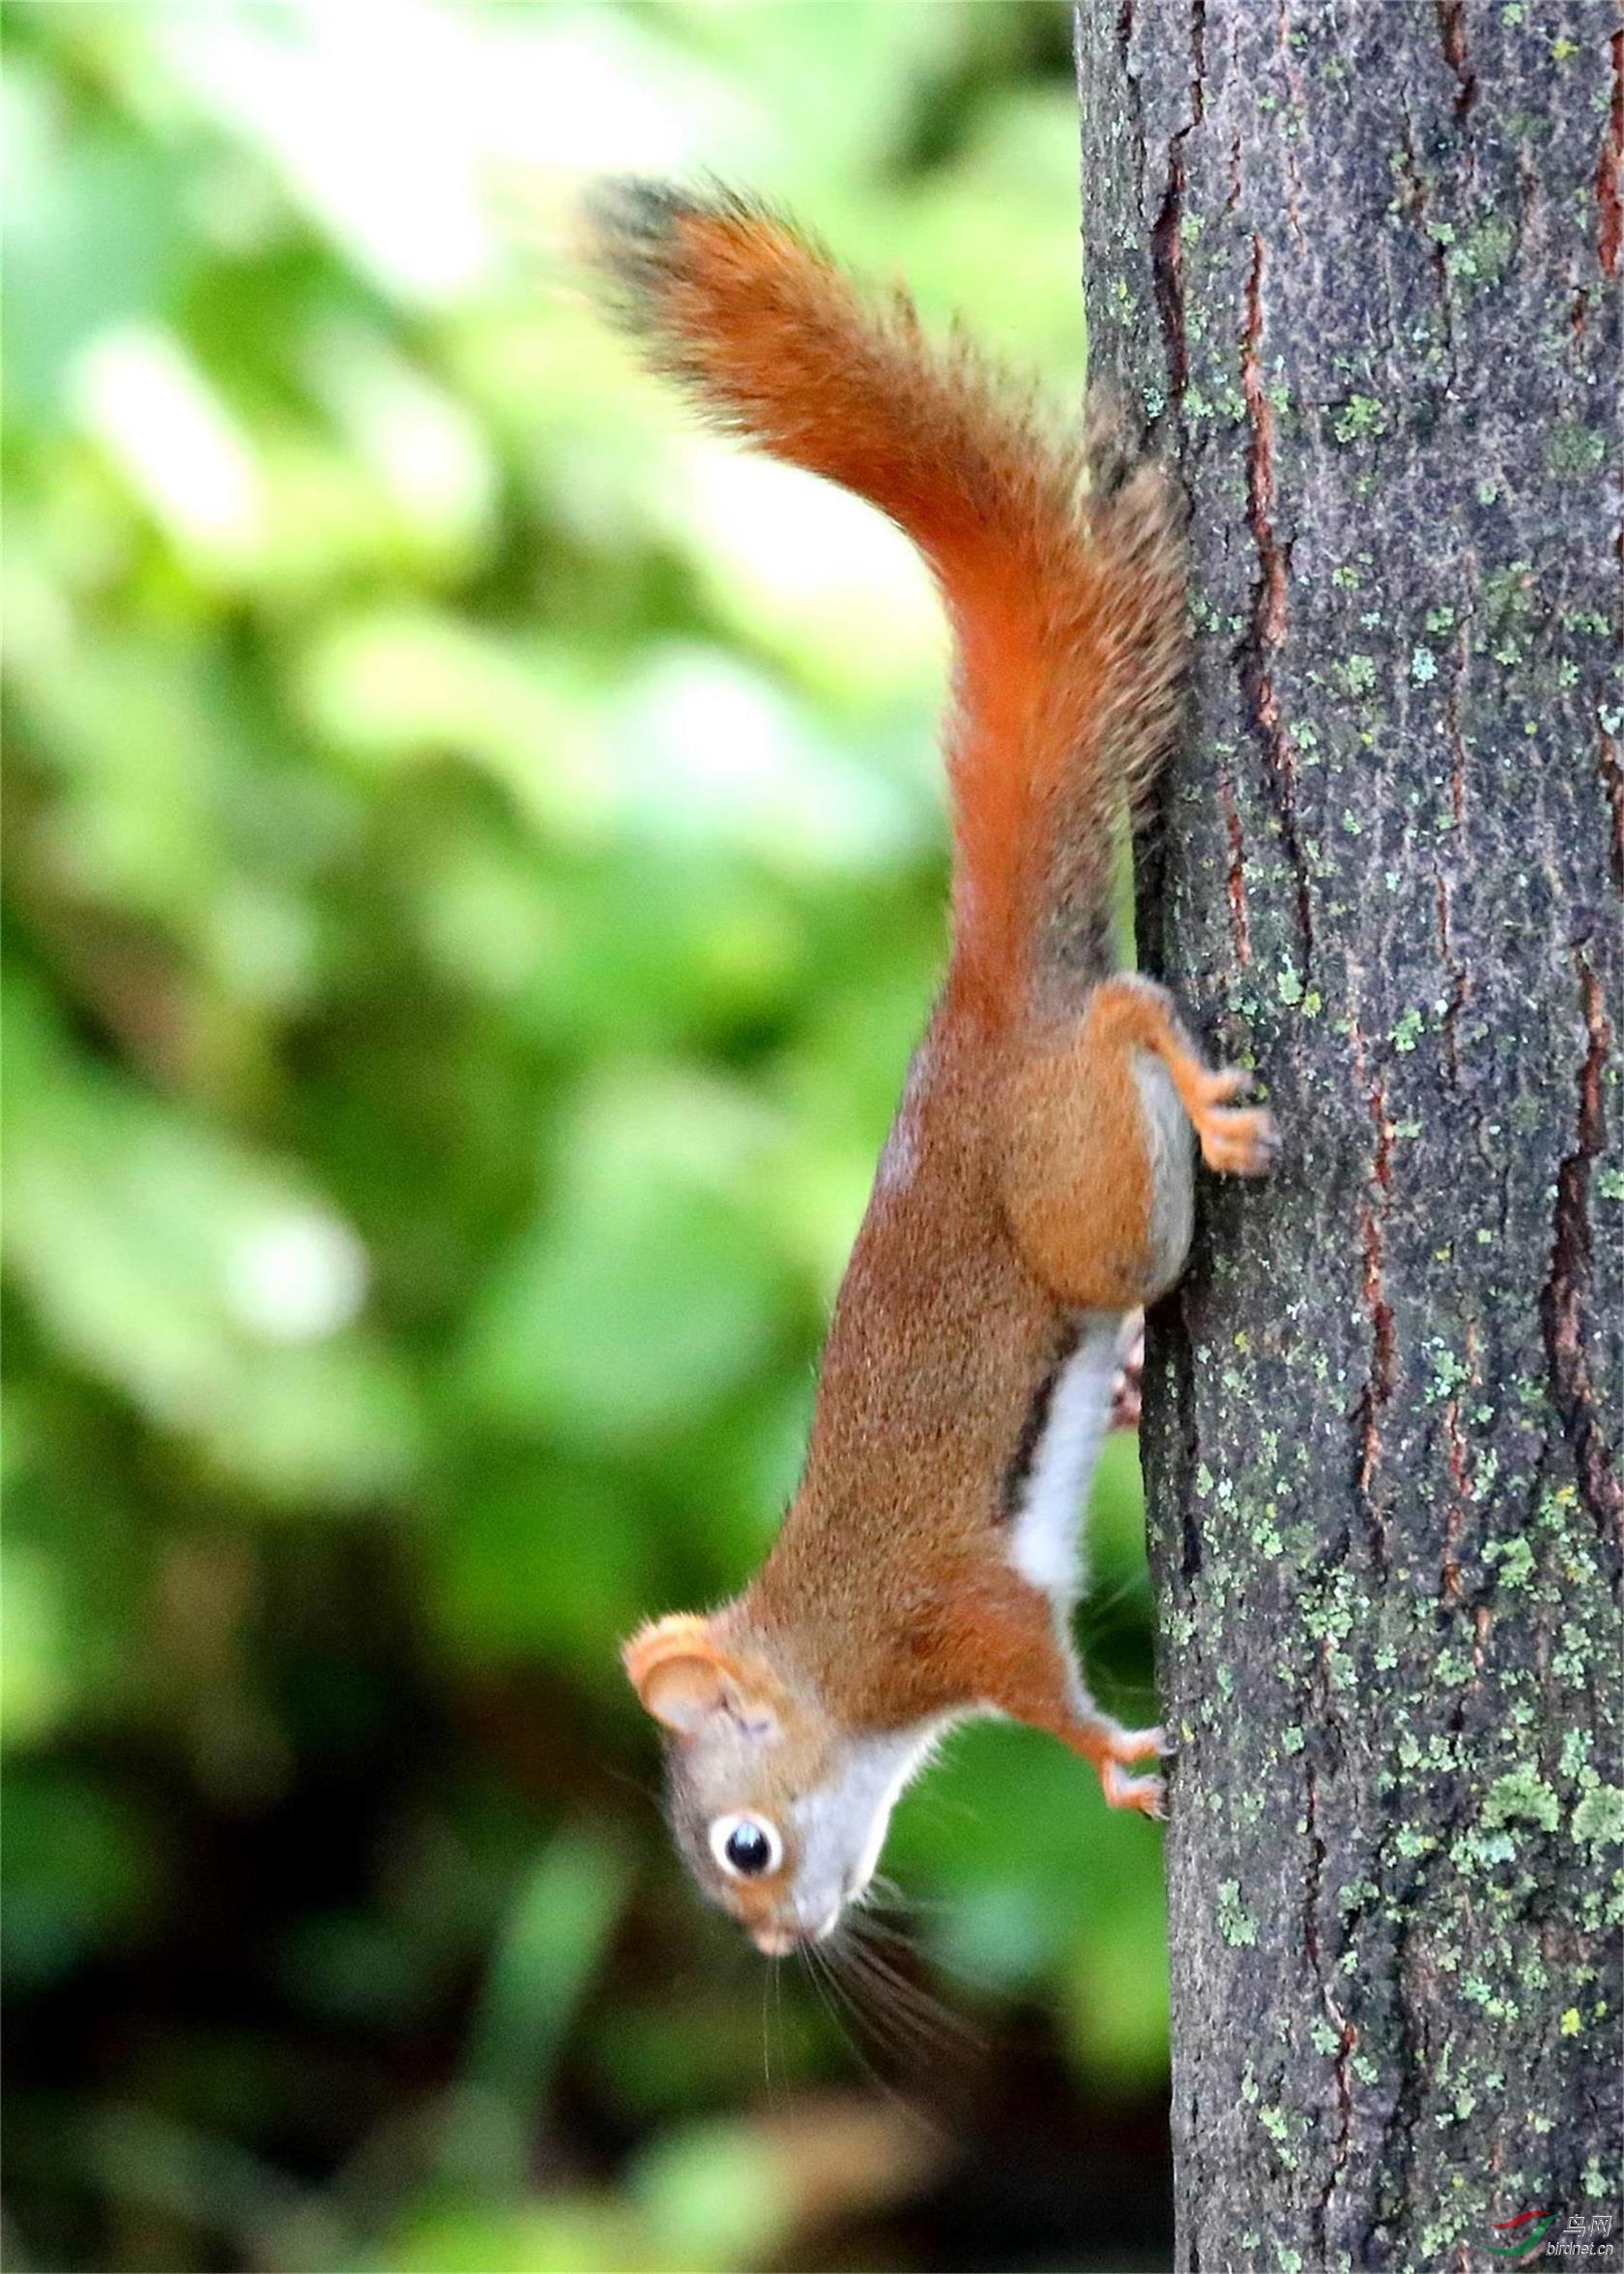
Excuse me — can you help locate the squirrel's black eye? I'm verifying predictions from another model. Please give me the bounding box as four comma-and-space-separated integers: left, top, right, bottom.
710, 1813, 783, 1880
727, 1822, 771, 1875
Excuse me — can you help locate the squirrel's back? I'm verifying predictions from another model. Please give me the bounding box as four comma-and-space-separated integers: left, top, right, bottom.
582, 180, 1187, 1027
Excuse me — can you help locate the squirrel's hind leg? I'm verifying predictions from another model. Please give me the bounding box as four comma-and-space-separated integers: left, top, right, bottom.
1091, 976, 1279, 1178
1002, 973, 1276, 1311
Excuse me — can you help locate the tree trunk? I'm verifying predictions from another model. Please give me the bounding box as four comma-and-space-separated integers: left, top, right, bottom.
1075, 5, 1622, 2266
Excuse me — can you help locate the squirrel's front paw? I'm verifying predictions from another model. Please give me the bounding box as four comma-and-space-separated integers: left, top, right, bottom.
1100, 1760, 1167, 1817
1066, 1714, 1168, 1814
1191, 1067, 1280, 1178
1092, 1720, 1167, 1815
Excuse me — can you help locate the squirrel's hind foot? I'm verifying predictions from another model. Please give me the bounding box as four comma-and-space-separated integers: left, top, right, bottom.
1186, 1065, 1280, 1178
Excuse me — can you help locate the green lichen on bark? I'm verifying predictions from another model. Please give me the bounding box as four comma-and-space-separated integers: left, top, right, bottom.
1076, 0, 1622, 2265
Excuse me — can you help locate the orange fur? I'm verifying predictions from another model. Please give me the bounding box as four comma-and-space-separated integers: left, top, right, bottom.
584, 184, 1185, 1027
584, 185, 1277, 1908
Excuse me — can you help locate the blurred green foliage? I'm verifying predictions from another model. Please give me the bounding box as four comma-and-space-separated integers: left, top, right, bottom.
2, 4, 1169, 2268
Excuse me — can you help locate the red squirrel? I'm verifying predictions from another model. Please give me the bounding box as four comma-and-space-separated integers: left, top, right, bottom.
585, 182, 1278, 1958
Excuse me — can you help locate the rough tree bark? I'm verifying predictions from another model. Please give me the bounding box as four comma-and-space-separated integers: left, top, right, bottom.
1075, 4, 1622, 2266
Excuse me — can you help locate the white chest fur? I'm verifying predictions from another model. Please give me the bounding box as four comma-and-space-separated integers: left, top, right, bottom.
790, 1717, 952, 1932
1005, 1312, 1128, 1605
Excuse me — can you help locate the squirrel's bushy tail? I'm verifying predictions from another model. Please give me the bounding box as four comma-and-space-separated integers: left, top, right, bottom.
582, 179, 1186, 1025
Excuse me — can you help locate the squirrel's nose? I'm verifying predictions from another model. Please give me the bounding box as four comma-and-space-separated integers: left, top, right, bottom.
752, 1908, 840, 1957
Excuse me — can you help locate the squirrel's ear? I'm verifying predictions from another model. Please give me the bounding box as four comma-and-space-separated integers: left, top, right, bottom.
623, 1615, 771, 1736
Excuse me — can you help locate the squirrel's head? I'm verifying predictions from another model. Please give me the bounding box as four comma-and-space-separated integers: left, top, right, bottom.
624, 1612, 939, 1954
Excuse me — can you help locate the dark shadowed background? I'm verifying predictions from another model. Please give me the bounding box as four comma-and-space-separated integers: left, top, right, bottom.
2, 4, 1174, 2266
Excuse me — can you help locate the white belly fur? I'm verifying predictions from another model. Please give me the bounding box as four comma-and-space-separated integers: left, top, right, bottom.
1007, 1313, 1129, 1605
